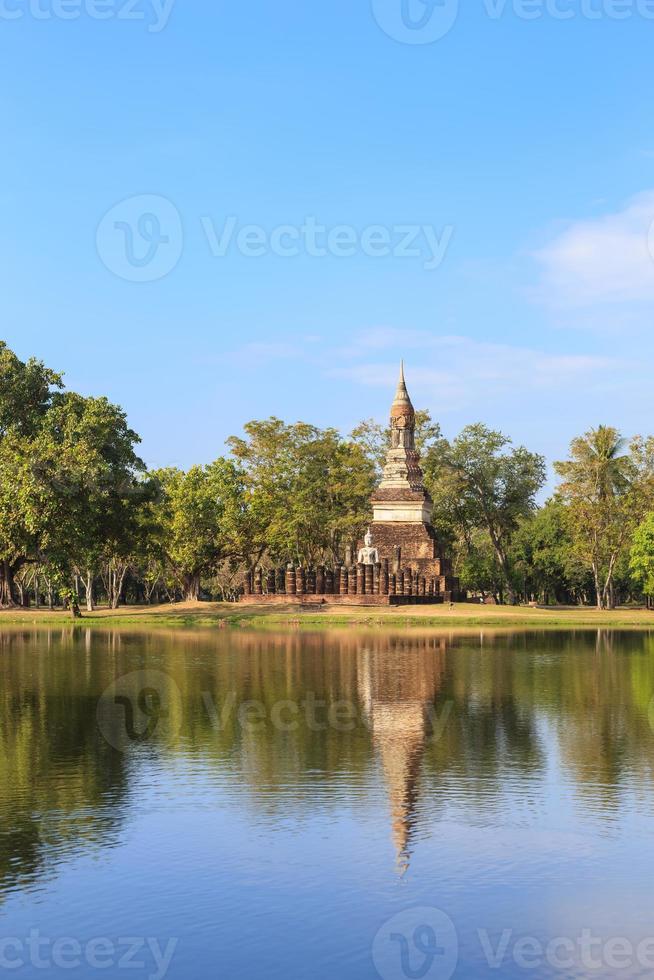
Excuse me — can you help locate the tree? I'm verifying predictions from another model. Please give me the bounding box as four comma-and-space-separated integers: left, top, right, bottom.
630, 513, 654, 605
150, 460, 246, 601
555, 427, 654, 609
0, 343, 148, 607
229, 419, 375, 566
429, 424, 546, 603
0, 342, 62, 438
511, 499, 592, 605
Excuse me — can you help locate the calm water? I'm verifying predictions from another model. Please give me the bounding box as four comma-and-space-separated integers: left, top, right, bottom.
2, 628, 654, 980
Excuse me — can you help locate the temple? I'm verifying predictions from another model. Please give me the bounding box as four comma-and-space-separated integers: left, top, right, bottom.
369, 363, 462, 601
240, 364, 463, 605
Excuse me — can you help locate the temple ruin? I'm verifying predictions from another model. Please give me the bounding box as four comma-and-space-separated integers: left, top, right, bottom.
241, 364, 462, 605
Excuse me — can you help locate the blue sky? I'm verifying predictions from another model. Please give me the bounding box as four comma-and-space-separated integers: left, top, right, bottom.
2, 0, 653, 478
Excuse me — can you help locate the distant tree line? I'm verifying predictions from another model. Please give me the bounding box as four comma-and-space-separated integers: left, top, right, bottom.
2, 341, 654, 612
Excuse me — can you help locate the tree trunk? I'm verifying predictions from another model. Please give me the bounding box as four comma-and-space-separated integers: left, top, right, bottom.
85, 570, 95, 612
184, 573, 201, 602
0, 560, 17, 607
111, 566, 128, 609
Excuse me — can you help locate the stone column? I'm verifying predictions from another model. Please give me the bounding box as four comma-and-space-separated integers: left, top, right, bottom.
365, 564, 374, 595
340, 567, 348, 595
420, 576, 426, 597
297, 567, 306, 596
266, 570, 276, 594
324, 568, 333, 595
254, 568, 263, 596
306, 569, 316, 594
244, 570, 253, 596
382, 559, 389, 596
390, 573, 396, 596
373, 563, 381, 595
316, 566, 325, 595
286, 564, 296, 596
276, 568, 286, 594
393, 546, 402, 575
357, 563, 366, 595
397, 571, 404, 595
348, 567, 357, 595
404, 569, 412, 596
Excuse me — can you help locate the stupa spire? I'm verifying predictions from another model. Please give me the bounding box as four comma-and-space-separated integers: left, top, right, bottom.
392, 361, 414, 416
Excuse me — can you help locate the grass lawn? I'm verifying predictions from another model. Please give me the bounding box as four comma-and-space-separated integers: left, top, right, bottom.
1, 600, 653, 631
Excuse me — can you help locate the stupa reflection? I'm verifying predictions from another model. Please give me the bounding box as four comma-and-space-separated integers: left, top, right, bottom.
358, 640, 447, 872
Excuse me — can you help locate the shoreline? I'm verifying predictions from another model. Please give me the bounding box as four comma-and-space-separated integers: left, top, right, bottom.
1, 600, 654, 631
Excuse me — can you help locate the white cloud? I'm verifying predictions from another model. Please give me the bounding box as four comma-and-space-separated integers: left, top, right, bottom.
329, 335, 617, 411
533, 191, 654, 309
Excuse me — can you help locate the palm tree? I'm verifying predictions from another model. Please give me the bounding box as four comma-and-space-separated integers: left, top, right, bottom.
564, 426, 630, 500
555, 427, 634, 610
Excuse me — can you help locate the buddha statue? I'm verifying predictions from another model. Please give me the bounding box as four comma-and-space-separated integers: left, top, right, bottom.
357, 529, 379, 566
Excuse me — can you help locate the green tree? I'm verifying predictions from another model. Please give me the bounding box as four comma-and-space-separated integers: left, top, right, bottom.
511, 499, 592, 605
0, 342, 62, 438
428, 424, 546, 603
229, 419, 375, 566
0, 344, 147, 608
630, 513, 654, 603
150, 459, 246, 601
555, 427, 654, 609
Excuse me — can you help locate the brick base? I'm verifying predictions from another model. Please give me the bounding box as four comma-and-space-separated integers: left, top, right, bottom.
369, 520, 464, 600
238, 594, 446, 607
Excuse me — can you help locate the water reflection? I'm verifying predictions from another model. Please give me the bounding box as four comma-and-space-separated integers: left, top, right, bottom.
2, 627, 654, 900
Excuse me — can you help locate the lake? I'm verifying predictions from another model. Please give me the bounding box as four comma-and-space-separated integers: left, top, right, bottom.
2, 628, 654, 980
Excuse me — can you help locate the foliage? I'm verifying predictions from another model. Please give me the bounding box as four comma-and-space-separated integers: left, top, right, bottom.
555, 427, 654, 609
426, 424, 546, 602
148, 460, 247, 600
3, 340, 654, 611
630, 513, 654, 599
229, 419, 375, 566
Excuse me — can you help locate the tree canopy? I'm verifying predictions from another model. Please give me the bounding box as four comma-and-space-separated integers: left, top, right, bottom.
2, 340, 654, 612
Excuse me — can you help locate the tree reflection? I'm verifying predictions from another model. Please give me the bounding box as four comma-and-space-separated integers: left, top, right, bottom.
2, 626, 654, 894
